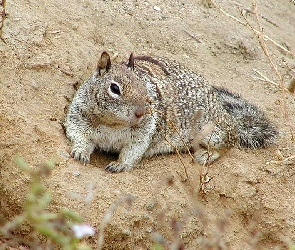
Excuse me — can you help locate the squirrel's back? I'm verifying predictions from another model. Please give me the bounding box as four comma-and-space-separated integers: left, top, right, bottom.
131, 55, 277, 151
132, 55, 232, 148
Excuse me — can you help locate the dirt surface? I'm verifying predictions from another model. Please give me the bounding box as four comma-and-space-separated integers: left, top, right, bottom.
1, 0, 295, 249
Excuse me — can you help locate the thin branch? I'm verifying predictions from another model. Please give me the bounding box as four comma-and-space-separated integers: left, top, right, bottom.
253, 69, 278, 86
209, 0, 294, 138
253, 69, 294, 95
270, 154, 295, 164
0, 0, 6, 40
149, 107, 190, 181
249, 0, 294, 138
174, 147, 189, 181
209, 0, 294, 57
96, 195, 135, 250
282, 59, 295, 74
229, 0, 278, 27
243, 8, 278, 27
183, 30, 202, 43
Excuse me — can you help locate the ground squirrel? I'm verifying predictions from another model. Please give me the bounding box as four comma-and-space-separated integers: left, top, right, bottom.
65, 52, 277, 172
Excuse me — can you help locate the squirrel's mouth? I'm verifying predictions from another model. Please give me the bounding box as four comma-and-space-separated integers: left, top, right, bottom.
128, 120, 142, 128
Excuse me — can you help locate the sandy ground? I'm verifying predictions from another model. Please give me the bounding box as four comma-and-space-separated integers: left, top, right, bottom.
1, 0, 295, 249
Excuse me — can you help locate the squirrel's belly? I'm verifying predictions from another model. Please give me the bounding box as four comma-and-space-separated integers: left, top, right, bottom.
91, 126, 131, 153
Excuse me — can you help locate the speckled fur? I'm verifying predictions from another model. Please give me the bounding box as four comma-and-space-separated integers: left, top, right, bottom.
65, 52, 277, 172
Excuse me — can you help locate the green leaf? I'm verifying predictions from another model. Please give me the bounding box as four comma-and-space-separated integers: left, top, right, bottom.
152, 243, 164, 250
36, 213, 59, 222
38, 192, 52, 209
15, 155, 30, 172
61, 208, 82, 223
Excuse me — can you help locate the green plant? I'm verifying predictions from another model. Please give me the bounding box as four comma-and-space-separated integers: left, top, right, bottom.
0, 156, 93, 250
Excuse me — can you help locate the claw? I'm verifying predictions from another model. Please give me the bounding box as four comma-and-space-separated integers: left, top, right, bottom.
71, 148, 90, 164
105, 161, 130, 173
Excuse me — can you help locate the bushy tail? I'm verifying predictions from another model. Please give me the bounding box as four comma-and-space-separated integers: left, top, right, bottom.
215, 87, 278, 149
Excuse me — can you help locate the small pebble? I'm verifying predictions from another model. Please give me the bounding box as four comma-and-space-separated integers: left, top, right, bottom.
59, 150, 70, 160
146, 226, 153, 233
73, 171, 81, 177
153, 5, 161, 11
146, 201, 155, 211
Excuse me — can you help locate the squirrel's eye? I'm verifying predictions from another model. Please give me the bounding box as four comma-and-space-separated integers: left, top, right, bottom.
110, 83, 121, 95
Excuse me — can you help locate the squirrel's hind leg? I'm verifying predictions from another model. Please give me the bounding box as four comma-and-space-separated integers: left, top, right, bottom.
191, 121, 229, 165
193, 147, 221, 165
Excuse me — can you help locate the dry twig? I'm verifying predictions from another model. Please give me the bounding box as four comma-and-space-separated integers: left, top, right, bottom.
242, 8, 278, 27
96, 195, 135, 250
252, 69, 294, 96
0, 0, 6, 40
149, 106, 191, 181
183, 30, 202, 43
282, 60, 295, 74
229, 0, 278, 27
253, 68, 278, 86
243, 1, 294, 138
270, 154, 295, 165
209, 0, 294, 57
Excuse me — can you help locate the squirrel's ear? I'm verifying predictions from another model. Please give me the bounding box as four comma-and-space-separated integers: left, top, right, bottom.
127, 52, 135, 70
97, 51, 111, 76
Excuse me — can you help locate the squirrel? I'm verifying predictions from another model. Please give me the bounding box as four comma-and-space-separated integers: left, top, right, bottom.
64, 51, 277, 172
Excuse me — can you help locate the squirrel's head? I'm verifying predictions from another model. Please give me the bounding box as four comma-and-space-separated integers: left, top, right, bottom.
91, 52, 148, 127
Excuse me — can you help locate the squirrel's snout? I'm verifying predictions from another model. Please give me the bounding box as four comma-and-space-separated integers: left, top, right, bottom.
135, 106, 146, 119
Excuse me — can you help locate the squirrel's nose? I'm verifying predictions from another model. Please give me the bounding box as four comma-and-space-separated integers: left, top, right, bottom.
135, 106, 145, 119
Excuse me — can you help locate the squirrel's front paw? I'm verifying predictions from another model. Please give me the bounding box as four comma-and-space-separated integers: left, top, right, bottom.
71, 148, 90, 164
105, 161, 131, 173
